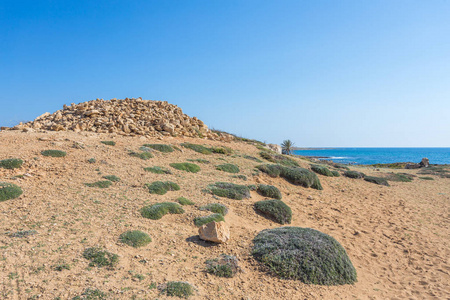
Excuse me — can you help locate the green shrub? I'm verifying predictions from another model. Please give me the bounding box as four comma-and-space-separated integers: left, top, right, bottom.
53, 263, 71, 271
129, 151, 153, 160
232, 175, 247, 181
370, 162, 406, 169
194, 213, 225, 227
418, 165, 450, 178
41, 150, 66, 157
87, 158, 96, 164
177, 197, 195, 205
0, 182, 23, 201
257, 164, 284, 178
258, 165, 323, 190
72, 288, 107, 300
119, 230, 152, 248
0, 158, 23, 169
247, 184, 257, 191
102, 175, 120, 182
84, 181, 112, 188
206, 182, 251, 200
343, 170, 365, 179
144, 166, 172, 174
82, 247, 118, 268
364, 176, 390, 186
211, 147, 233, 155
101, 141, 116, 146
161, 281, 195, 299
181, 143, 212, 154
145, 181, 180, 195
199, 203, 228, 215
331, 170, 340, 177
216, 163, 240, 173
419, 176, 434, 180
252, 227, 357, 285
311, 165, 334, 177
187, 158, 210, 164
259, 152, 299, 167
254, 199, 292, 224
257, 184, 282, 199
243, 155, 263, 163
206, 254, 240, 278
140, 202, 184, 220
386, 173, 413, 182
170, 162, 201, 173
143, 144, 174, 153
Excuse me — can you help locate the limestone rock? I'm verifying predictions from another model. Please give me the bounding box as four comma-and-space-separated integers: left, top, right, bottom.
198, 221, 230, 243
267, 144, 282, 154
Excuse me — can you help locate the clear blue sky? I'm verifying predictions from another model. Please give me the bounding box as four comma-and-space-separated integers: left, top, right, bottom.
1, 0, 449, 147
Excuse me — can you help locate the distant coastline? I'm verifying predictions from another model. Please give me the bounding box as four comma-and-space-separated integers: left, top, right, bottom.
292, 147, 336, 150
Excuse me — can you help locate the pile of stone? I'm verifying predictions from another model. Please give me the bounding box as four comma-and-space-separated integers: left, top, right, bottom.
5, 98, 234, 141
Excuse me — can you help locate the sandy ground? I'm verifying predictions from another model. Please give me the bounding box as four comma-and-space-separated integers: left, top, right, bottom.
0, 130, 448, 299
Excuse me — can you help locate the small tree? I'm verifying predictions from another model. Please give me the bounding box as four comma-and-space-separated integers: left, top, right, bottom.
281, 140, 294, 155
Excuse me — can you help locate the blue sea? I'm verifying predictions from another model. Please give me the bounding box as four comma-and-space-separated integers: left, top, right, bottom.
293, 148, 450, 165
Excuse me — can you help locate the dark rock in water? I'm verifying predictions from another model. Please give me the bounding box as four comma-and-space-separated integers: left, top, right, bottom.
405, 158, 429, 169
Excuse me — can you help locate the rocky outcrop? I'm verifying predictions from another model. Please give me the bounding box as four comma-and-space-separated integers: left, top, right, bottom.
266, 144, 282, 154
198, 221, 230, 243
7, 98, 234, 141
405, 158, 430, 169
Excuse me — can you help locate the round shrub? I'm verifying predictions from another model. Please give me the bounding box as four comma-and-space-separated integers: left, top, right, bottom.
129, 151, 153, 160
194, 213, 224, 227
343, 170, 365, 179
146, 181, 180, 195
82, 247, 118, 269
252, 227, 357, 285
140, 202, 184, 220
181, 143, 212, 155
254, 199, 292, 224
199, 203, 228, 215
206, 254, 240, 278
216, 163, 240, 173
161, 281, 195, 299
257, 164, 323, 190
0, 182, 23, 202
170, 162, 201, 173
364, 176, 390, 186
84, 181, 112, 188
41, 150, 66, 157
207, 182, 250, 200
0, 158, 23, 169
119, 230, 152, 248
311, 165, 334, 177
331, 170, 340, 177
257, 184, 282, 199
177, 197, 195, 205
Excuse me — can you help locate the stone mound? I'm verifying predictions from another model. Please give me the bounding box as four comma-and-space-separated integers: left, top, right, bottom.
7, 98, 234, 140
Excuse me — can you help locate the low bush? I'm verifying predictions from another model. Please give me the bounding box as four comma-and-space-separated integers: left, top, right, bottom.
119, 230, 152, 248
232, 175, 247, 181
311, 165, 335, 177
206, 182, 251, 200
187, 158, 210, 164
386, 173, 413, 182
364, 176, 390, 186
258, 165, 323, 190
418, 165, 450, 178
140, 202, 184, 220
72, 288, 107, 300
254, 199, 292, 224
41, 150, 66, 157
331, 170, 340, 177
257, 164, 284, 178
102, 175, 120, 182
419, 176, 434, 180
257, 184, 282, 199
206, 254, 240, 278
143, 144, 174, 153
199, 203, 228, 215
87, 158, 96, 164
143, 166, 172, 174
84, 181, 112, 188
243, 155, 263, 163
129, 151, 153, 160
101, 141, 116, 146
82, 247, 118, 269
170, 162, 201, 173
194, 213, 225, 227
177, 197, 195, 205
252, 227, 357, 285
216, 163, 240, 173
181, 143, 212, 155
370, 162, 406, 169
9, 230, 37, 238
161, 281, 195, 299
259, 152, 299, 167
343, 170, 365, 179
247, 184, 257, 191
211, 146, 233, 155
0, 182, 23, 201
146, 181, 180, 195
0, 158, 23, 169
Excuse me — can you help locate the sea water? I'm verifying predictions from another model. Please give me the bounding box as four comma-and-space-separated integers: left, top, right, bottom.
292, 148, 450, 165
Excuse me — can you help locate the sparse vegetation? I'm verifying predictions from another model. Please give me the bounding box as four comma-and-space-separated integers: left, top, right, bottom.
0, 158, 23, 169
211, 146, 233, 155
87, 158, 96, 164
102, 175, 120, 182
161, 281, 195, 299
145, 181, 180, 195
41, 150, 66, 157
143, 144, 174, 153
370, 162, 407, 169
418, 165, 450, 178
54, 263, 71, 271
9, 230, 37, 238
419, 176, 434, 180
181, 143, 212, 155
260, 152, 299, 167
140, 202, 184, 220
257, 184, 282, 199
254, 199, 292, 224
82, 247, 118, 269
194, 213, 225, 227
84, 181, 112, 188
0, 182, 23, 201
200, 203, 228, 215
386, 173, 413, 182
252, 227, 357, 285
206, 254, 240, 278
72, 288, 107, 300
216, 163, 240, 173
364, 176, 390, 186
232, 174, 247, 181
129, 151, 153, 160
206, 182, 251, 200
343, 170, 365, 179
187, 158, 210, 164
243, 155, 262, 163
257, 164, 323, 190
101, 141, 116, 146
311, 164, 335, 177
170, 162, 201, 173
177, 197, 195, 205
119, 230, 152, 248
144, 166, 172, 174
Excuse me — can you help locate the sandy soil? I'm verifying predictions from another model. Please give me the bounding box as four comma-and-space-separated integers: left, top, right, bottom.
0, 130, 448, 299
